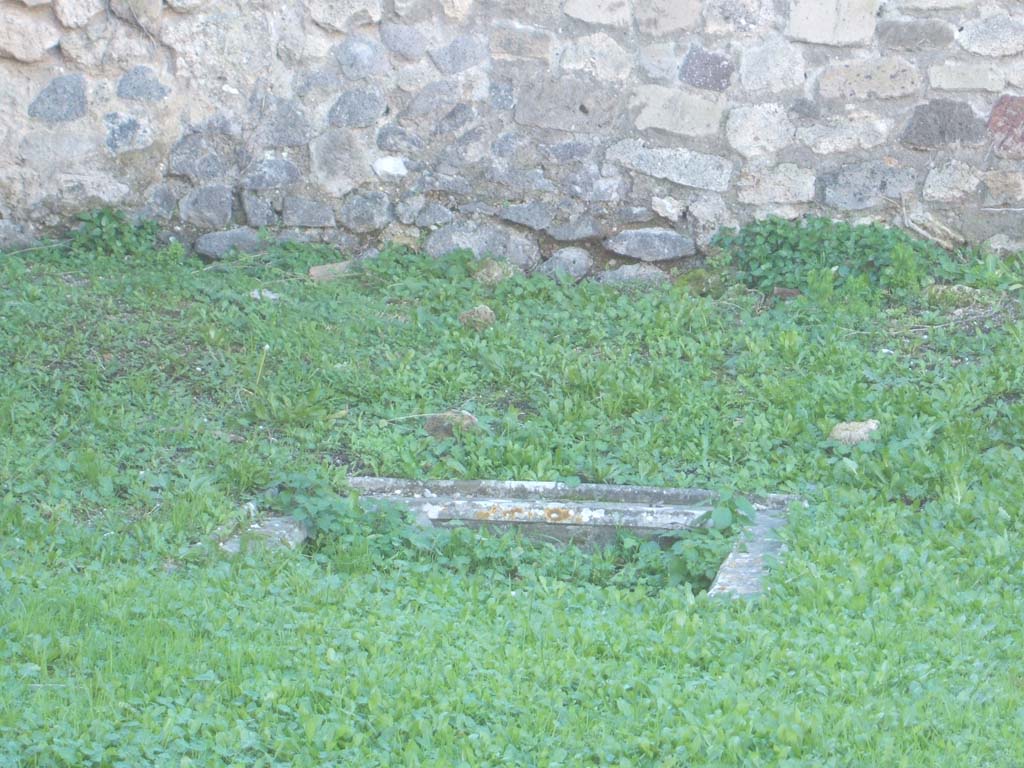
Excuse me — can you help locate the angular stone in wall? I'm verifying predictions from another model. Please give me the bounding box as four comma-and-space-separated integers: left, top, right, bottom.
562, 0, 630, 28
679, 46, 734, 92
425, 219, 541, 269
117, 66, 171, 102
334, 36, 390, 80
310, 128, 374, 197
0, 10, 59, 63
739, 35, 804, 93
787, 0, 878, 46
328, 88, 388, 128
981, 172, 1024, 207
634, 0, 700, 37
818, 57, 922, 100
514, 76, 620, 133
559, 33, 633, 81
338, 191, 392, 232
429, 35, 488, 74
737, 164, 816, 204
179, 185, 233, 229
900, 99, 986, 150
110, 0, 162, 34
606, 139, 733, 192
28, 75, 87, 123
876, 19, 956, 51
632, 85, 724, 137
441, 0, 474, 20
726, 104, 794, 158
957, 13, 1024, 58
928, 63, 1004, 92
380, 23, 428, 61
53, 0, 104, 28
491, 24, 553, 62
242, 158, 301, 191
104, 112, 153, 153
194, 227, 263, 259
253, 98, 312, 149
308, 0, 382, 32
605, 228, 696, 262
796, 112, 890, 155
988, 96, 1024, 159
497, 201, 554, 231
169, 131, 239, 184
922, 161, 979, 202
820, 161, 917, 210
283, 196, 336, 228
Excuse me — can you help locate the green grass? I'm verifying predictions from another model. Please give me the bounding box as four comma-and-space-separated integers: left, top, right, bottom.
2, 213, 1024, 765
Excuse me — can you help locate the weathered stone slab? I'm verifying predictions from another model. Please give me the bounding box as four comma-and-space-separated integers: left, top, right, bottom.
594, 263, 670, 285
982, 172, 1024, 207
328, 88, 388, 128
737, 164, 816, 204
0, 5, 61, 63
338, 191, 392, 232
429, 34, 488, 74
787, 0, 879, 46
928, 63, 1004, 92
634, 0, 701, 37
957, 13, 1024, 58
796, 112, 890, 154
605, 227, 696, 262
819, 57, 922, 100
283, 196, 336, 228
820, 161, 917, 210
180, 185, 233, 229
607, 139, 733, 192
560, 32, 633, 81
491, 24, 553, 62
876, 19, 955, 50
726, 104, 794, 157
220, 517, 309, 554
310, 128, 374, 197
740, 34, 804, 93
117, 66, 170, 102
242, 158, 300, 191
922, 160, 979, 202
424, 219, 541, 269
563, 0, 630, 28
632, 85, 725, 136
514, 76, 620, 133
349, 476, 796, 598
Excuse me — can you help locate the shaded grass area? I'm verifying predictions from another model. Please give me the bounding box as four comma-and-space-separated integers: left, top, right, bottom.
2, 214, 1024, 765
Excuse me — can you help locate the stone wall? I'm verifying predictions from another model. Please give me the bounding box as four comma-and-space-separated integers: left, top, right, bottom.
1, 0, 1023, 277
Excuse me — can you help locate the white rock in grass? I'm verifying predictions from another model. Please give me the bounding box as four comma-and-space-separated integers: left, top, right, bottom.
829, 419, 879, 445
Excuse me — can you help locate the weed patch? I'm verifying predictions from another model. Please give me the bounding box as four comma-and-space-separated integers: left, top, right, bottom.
2, 213, 1024, 764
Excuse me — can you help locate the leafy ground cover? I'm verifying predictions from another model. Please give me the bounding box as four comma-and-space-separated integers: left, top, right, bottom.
1, 213, 1023, 765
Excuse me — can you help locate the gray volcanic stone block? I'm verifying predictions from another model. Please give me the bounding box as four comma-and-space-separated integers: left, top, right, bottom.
429, 35, 488, 73
497, 201, 553, 231
28, 74, 86, 123
377, 123, 424, 153
338, 191, 392, 232
679, 46, 734, 92
179, 185, 233, 229
328, 88, 387, 128
593, 264, 669, 285
900, 99, 985, 149
334, 36, 389, 79
169, 132, 237, 183
242, 158, 300, 190
194, 227, 263, 259
606, 139, 733, 192
425, 219, 541, 269
415, 202, 454, 227
876, 19, 955, 50
254, 98, 311, 148
242, 193, 278, 227
380, 22, 427, 61
104, 113, 151, 153
514, 76, 619, 133
537, 247, 593, 282
820, 161, 916, 211
283, 196, 336, 227
117, 66, 170, 102
605, 228, 696, 262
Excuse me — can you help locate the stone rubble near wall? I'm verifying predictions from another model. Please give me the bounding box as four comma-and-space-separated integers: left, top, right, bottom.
0, 0, 1022, 283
